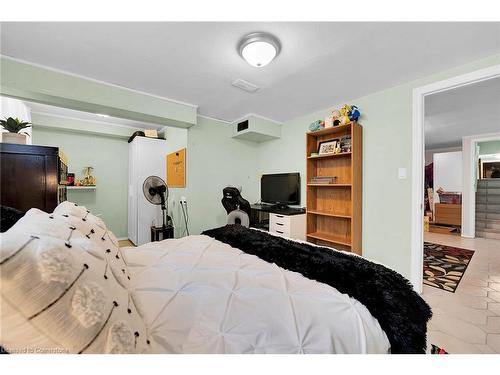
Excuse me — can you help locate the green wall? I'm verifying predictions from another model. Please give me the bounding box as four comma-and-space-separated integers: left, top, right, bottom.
479, 140, 500, 156
6, 51, 500, 281
160, 126, 189, 238
33, 115, 262, 238
32, 114, 264, 241
258, 53, 500, 279
31, 115, 189, 239
0, 57, 197, 128
33, 127, 129, 238
171, 53, 500, 279
186, 116, 261, 235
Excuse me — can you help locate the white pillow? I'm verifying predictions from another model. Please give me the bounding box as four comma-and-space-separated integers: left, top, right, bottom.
0, 206, 150, 354
52, 202, 129, 288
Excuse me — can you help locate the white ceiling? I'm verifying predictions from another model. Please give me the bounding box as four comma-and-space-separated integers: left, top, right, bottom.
424, 77, 500, 149
25, 101, 164, 130
1, 22, 500, 123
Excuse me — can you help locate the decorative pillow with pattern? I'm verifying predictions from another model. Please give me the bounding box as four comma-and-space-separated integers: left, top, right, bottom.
52, 202, 130, 287
0, 206, 150, 354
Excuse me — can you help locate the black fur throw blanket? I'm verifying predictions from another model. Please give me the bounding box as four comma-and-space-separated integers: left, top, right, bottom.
0, 205, 24, 233
202, 225, 432, 354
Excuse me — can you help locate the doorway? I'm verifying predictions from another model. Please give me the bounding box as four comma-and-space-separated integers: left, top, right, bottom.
413, 67, 500, 353
410, 64, 500, 293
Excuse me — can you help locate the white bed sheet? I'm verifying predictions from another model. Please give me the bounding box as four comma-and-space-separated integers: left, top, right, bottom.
123, 235, 390, 354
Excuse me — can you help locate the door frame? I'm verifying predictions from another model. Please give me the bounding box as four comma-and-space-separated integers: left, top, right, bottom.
410, 64, 500, 293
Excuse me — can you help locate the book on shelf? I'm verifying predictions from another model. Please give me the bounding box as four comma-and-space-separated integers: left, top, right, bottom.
340, 135, 352, 153
309, 176, 337, 184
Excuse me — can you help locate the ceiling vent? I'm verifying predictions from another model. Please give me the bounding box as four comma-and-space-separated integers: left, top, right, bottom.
231, 79, 260, 93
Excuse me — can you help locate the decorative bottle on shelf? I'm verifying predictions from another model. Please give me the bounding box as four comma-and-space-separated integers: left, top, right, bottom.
82, 166, 96, 186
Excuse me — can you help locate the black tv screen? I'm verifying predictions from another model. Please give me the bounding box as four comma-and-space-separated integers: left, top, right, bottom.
261, 173, 300, 205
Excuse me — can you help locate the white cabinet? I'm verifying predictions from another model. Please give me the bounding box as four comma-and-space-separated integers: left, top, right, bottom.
269, 213, 306, 241
128, 137, 168, 246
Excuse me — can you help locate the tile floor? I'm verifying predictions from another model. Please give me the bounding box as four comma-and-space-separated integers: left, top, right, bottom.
423, 232, 500, 353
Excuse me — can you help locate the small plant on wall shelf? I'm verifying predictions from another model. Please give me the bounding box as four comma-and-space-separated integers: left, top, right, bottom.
0, 117, 32, 144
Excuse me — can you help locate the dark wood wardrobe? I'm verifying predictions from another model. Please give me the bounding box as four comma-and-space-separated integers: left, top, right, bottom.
0, 143, 65, 213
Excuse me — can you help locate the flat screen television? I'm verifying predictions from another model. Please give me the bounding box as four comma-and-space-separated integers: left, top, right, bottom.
261, 173, 300, 206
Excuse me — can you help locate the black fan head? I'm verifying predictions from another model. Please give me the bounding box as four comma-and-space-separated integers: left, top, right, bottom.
143, 176, 168, 205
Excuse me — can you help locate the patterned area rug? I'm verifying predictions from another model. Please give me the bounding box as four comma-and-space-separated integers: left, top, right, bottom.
430, 344, 449, 354
423, 242, 474, 292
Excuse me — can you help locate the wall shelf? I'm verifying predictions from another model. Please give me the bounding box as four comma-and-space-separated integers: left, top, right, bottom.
307, 152, 352, 160
67, 186, 96, 190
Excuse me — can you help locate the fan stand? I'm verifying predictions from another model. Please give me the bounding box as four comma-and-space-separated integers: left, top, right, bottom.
159, 193, 167, 229
144, 176, 174, 242
149, 186, 168, 228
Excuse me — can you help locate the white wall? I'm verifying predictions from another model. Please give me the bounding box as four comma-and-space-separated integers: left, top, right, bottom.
433, 151, 463, 207
425, 146, 461, 166
0, 96, 32, 143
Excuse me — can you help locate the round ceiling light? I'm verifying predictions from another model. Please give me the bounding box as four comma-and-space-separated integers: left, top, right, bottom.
238, 32, 281, 68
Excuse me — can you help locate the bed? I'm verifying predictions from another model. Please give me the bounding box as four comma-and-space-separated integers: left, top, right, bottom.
0, 203, 431, 354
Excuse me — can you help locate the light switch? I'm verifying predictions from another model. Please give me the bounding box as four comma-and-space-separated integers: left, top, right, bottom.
398, 168, 407, 179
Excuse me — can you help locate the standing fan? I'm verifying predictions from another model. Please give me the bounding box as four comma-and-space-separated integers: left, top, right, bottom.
143, 176, 169, 228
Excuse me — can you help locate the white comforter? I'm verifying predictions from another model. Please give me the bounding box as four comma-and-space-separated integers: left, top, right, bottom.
123, 235, 390, 354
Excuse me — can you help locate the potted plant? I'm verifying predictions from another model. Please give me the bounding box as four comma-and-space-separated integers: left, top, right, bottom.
0, 117, 32, 144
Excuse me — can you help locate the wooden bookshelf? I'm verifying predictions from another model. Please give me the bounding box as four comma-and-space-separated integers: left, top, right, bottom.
306, 122, 362, 255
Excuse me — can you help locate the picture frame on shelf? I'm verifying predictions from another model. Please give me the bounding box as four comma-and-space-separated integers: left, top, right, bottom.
318, 139, 338, 155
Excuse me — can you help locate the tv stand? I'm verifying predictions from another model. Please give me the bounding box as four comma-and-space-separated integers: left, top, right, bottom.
250, 204, 306, 241
271, 203, 290, 210
251, 203, 305, 216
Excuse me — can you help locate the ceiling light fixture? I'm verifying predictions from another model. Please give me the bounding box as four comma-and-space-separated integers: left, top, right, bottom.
238, 32, 281, 68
